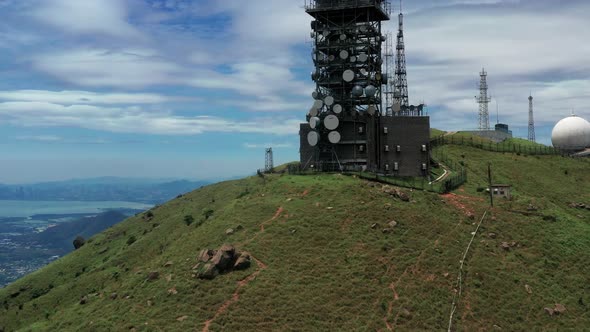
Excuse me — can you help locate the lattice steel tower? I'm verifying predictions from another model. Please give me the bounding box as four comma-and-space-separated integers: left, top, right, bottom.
265, 148, 274, 172
393, 1, 409, 113
528, 94, 536, 142
476, 68, 491, 130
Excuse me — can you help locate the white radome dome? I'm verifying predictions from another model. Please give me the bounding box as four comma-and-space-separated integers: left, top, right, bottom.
551, 115, 590, 150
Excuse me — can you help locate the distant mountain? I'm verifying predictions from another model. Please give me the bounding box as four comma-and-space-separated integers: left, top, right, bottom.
0, 178, 209, 204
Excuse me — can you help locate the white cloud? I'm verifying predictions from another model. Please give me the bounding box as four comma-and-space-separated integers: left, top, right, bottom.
0, 101, 300, 136
15, 135, 62, 142
0, 90, 187, 105
31, 0, 141, 38
243, 142, 294, 149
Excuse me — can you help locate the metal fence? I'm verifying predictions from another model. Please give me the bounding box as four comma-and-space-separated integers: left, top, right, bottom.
430, 135, 561, 156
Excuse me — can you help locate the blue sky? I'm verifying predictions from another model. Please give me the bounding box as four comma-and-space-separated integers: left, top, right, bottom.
1, 0, 589, 183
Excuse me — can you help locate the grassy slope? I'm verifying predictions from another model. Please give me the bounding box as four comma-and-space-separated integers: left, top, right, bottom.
1, 148, 589, 331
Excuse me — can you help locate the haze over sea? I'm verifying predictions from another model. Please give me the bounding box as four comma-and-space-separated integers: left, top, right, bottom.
0, 201, 152, 218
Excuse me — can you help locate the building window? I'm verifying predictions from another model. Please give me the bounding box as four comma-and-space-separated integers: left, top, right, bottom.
394, 162, 399, 171
359, 145, 364, 152
421, 145, 427, 152
383, 127, 388, 134
358, 126, 364, 134
384, 145, 389, 152
396, 145, 401, 152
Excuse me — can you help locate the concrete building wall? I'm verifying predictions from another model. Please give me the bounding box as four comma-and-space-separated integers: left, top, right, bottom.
380, 117, 431, 177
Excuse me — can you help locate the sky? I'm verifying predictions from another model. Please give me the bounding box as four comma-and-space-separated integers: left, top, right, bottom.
0, 0, 589, 183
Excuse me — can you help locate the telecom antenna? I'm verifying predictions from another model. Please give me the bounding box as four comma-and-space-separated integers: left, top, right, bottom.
265, 148, 274, 172
393, 0, 409, 114
475, 68, 491, 130
384, 32, 395, 116
528, 94, 536, 142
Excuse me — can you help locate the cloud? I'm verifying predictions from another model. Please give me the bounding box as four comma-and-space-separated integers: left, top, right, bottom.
243, 142, 294, 149
31, 0, 142, 38
0, 101, 300, 136
0, 90, 188, 105
15, 135, 62, 142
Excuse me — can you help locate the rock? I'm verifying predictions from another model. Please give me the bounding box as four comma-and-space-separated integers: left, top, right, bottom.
527, 204, 538, 211
176, 316, 188, 322
168, 287, 178, 295
544, 307, 554, 316
73, 236, 86, 250
382, 228, 392, 234
525, 285, 532, 294
554, 303, 566, 314
110, 292, 118, 300
500, 242, 511, 250
326, 207, 334, 210
467, 212, 476, 220
147, 300, 154, 307
80, 296, 88, 305
196, 262, 219, 280
147, 271, 159, 281
225, 228, 235, 235
488, 232, 497, 239
388, 220, 398, 228
286, 198, 293, 202
211, 250, 233, 271
234, 252, 252, 270
163, 261, 173, 267
219, 244, 236, 256
371, 223, 379, 229
198, 249, 215, 263
493, 325, 502, 330
400, 308, 412, 318
235, 225, 244, 231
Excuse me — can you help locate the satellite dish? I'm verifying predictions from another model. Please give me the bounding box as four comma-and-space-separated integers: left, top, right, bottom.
359, 68, 368, 76
313, 99, 324, 109
358, 53, 368, 62
328, 131, 341, 144
365, 85, 377, 97
309, 116, 320, 129
333, 104, 343, 114
340, 34, 347, 41
367, 105, 376, 116
323, 29, 330, 37
311, 71, 320, 81
352, 85, 364, 97
310, 32, 316, 39
359, 25, 368, 33
312, 91, 319, 99
324, 96, 335, 106
339, 50, 349, 60
309, 107, 319, 117
343, 69, 355, 82
324, 115, 339, 130
350, 56, 357, 63
307, 131, 319, 147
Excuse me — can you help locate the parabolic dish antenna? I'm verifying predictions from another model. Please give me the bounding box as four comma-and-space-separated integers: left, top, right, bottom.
309, 107, 319, 117
309, 116, 320, 129
350, 56, 357, 63
324, 115, 340, 130
339, 50, 349, 60
328, 131, 341, 144
324, 96, 335, 106
359, 25, 368, 33
358, 53, 368, 62
333, 104, 343, 114
312, 91, 319, 99
360, 68, 368, 76
307, 131, 319, 147
328, 55, 335, 62
367, 105, 376, 116
365, 85, 376, 97
340, 34, 347, 41
343, 69, 355, 82
313, 99, 324, 109
352, 85, 364, 97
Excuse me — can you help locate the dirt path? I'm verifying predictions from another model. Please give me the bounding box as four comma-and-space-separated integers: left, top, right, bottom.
260, 206, 284, 232
201, 256, 267, 332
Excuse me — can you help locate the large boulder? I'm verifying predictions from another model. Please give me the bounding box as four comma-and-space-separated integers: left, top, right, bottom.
211, 250, 233, 271
198, 249, 215, 263
234, 252, 252, 270
195, 262, 219, 280
73, 236, 86, 250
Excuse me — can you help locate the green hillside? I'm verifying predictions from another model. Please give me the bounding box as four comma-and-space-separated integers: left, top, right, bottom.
1, 146, 589, 331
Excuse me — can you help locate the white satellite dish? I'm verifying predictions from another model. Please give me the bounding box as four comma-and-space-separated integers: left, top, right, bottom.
323, 29, 330, 37
333, 104, 343, 114
340, 34, 347, 41
309, 107, 319, 117
358, 53, 368, 62
324, 115, 339, 130
365, 85, 376, 97
352, 85, 364, 97
328, 131, 341, 144
324, 96, 335, 106
350, 56, 357, 63
307, 131, 319, 147
312, 91, 319, 99
367, 105, 376, 116
343, 69, 355, 82
359, 68, 368, 76
309, 116, 320, 129
359, 25, 368, 33
313, 99, 324, 109
339, 50, 349, 60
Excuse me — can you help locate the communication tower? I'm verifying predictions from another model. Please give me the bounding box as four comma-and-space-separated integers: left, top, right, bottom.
393, 1, 409, 114
476, 68, 492, 130
384, 32, 395, 116
528, 95, 536, 142
265, 148, 274, 172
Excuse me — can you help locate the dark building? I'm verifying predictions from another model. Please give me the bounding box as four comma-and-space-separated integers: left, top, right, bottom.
300, 0, 430, 177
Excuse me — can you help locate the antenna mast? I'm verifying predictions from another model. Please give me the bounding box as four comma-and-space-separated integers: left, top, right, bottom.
265, 148, 274, 172
475, 68, 491, 130
393, 0, 409, 113
528, 94, 536, 142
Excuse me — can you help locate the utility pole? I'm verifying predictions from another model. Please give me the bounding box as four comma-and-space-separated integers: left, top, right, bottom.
488, 163, 494, 207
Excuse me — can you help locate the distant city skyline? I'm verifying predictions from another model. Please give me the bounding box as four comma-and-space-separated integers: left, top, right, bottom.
1, 0, 589, 183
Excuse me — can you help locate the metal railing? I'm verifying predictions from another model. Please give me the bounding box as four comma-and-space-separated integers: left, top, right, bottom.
430, 135, 562, 156
304, 0, 391, 15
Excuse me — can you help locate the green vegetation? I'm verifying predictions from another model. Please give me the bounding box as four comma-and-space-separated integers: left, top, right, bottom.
1, 147, 589, 331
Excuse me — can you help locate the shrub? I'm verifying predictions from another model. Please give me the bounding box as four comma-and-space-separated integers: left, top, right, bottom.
126, 235, 137, 246
203, 209, 214, 220
184, 215, 195, 226
73, 236, 86, 250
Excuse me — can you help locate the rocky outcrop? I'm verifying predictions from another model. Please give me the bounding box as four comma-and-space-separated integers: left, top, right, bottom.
193, 244, 251, 280
381, 185, 410, 202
